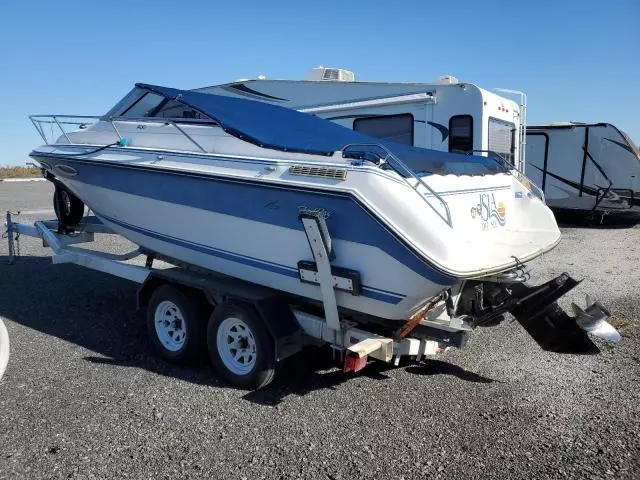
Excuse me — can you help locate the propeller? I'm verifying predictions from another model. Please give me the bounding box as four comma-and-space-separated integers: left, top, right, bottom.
571, 295, 621, 343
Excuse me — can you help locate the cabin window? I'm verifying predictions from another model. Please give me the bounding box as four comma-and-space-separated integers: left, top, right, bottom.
152, 100, 208, 120
449, 115, 474, 154
488, 117, 515, 164
353, 114, 414, 145
120, 92, 165, 118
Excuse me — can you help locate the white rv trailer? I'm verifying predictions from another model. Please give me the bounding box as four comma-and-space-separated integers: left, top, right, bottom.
526, 123, 640, 216
196, 67, 526, 172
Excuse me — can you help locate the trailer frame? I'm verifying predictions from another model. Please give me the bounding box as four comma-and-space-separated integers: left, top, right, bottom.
4, 212, 445, 388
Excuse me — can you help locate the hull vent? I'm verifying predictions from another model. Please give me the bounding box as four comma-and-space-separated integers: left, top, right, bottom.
289, 165, 347, 180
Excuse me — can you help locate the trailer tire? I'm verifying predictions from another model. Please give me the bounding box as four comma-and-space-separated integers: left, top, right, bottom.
53, 186, 84, 226
207, 302, 276, 390
147, 284, 206, 364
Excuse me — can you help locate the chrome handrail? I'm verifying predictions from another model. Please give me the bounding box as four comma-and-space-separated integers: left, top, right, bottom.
29, 115, 209, 154
342, 143, 453, 228
30, 115, 117, 144
467, 149, 545, 203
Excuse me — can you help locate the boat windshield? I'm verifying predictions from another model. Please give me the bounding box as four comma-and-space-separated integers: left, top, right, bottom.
103, 87, 212, 121
103, 88, 144, 118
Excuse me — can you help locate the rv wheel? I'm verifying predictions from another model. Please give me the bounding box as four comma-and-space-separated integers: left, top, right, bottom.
53, 186, 85, 226
147, 284, 207, 363
207, 302, 276, 389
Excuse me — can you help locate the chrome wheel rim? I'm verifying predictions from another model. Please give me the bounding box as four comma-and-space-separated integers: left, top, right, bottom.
216, 317, 257, 375
154, 300, 187, 352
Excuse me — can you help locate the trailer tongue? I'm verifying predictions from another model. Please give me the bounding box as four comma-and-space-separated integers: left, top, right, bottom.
5, 212, 621, 388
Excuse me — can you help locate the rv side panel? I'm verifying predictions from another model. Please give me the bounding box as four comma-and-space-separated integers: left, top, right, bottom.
526, 124, 640, 214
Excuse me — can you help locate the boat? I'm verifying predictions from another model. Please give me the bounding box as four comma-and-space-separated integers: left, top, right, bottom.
28, 83, 620, 357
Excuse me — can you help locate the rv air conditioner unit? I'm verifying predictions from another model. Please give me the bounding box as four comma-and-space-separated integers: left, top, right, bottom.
434, 75, 460, 85
305, 66, 355, 82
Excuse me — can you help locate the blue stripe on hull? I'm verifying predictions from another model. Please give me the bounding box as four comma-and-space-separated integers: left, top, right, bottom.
36, 152, 456, 285
98, 211, 407, 305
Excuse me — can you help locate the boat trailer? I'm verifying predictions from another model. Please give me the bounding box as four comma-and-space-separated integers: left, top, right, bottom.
4, 212, 446, 385
4, 210, 620, 388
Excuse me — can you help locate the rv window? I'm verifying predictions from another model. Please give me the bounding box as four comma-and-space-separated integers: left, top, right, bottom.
152, 100, 209, 120
488, 117, 515, 164
119, 92, 165, 118
353, 114, 414, 145
449, 115, 473, 153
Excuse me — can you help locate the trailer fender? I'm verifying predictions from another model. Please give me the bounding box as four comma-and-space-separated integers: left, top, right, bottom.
252, 296, 305, 361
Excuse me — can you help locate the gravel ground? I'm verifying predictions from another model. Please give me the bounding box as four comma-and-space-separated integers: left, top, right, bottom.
0, 181, 639, 480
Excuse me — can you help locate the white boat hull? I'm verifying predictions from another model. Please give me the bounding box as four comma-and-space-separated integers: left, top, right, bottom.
31, 119, 562, 321
42, 154, 457, 320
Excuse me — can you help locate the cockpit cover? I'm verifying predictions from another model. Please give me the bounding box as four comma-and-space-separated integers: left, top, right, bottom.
136, 83, 506, 175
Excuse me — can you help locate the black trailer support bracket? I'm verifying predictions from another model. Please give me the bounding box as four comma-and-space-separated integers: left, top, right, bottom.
297, 260, 362, 295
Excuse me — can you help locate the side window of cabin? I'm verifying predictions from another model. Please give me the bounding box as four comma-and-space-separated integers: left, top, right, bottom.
152, 100, 207, 120
449, 115, 473, 153
120, 92, 164, 118
353, 114, 414, 145
117, 93, 206, 120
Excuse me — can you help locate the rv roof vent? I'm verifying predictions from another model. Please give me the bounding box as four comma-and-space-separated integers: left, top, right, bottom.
434, 75, 460, 85
305, 66, 355, 82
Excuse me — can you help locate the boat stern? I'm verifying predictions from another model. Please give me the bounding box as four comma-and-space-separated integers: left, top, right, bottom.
413, 172, 561, 278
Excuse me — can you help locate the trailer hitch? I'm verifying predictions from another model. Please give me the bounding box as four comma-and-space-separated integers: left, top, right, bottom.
508, 273, 620, 354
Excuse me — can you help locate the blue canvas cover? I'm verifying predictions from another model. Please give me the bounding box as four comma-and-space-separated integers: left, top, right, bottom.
136, 83, 507, 175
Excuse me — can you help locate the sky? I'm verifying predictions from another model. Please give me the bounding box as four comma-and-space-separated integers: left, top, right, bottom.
0, 0, 638, 165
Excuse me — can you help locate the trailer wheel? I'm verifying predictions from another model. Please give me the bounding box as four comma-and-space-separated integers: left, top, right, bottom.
53, 186, 84, 226
147, 285, 206, 364
207, 302, 276, 389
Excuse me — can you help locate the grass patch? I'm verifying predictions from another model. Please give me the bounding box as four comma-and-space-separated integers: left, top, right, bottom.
0, 165, 41, 179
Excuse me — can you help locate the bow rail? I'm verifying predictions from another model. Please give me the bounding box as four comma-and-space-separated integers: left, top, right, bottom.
29, 115, 209, 154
